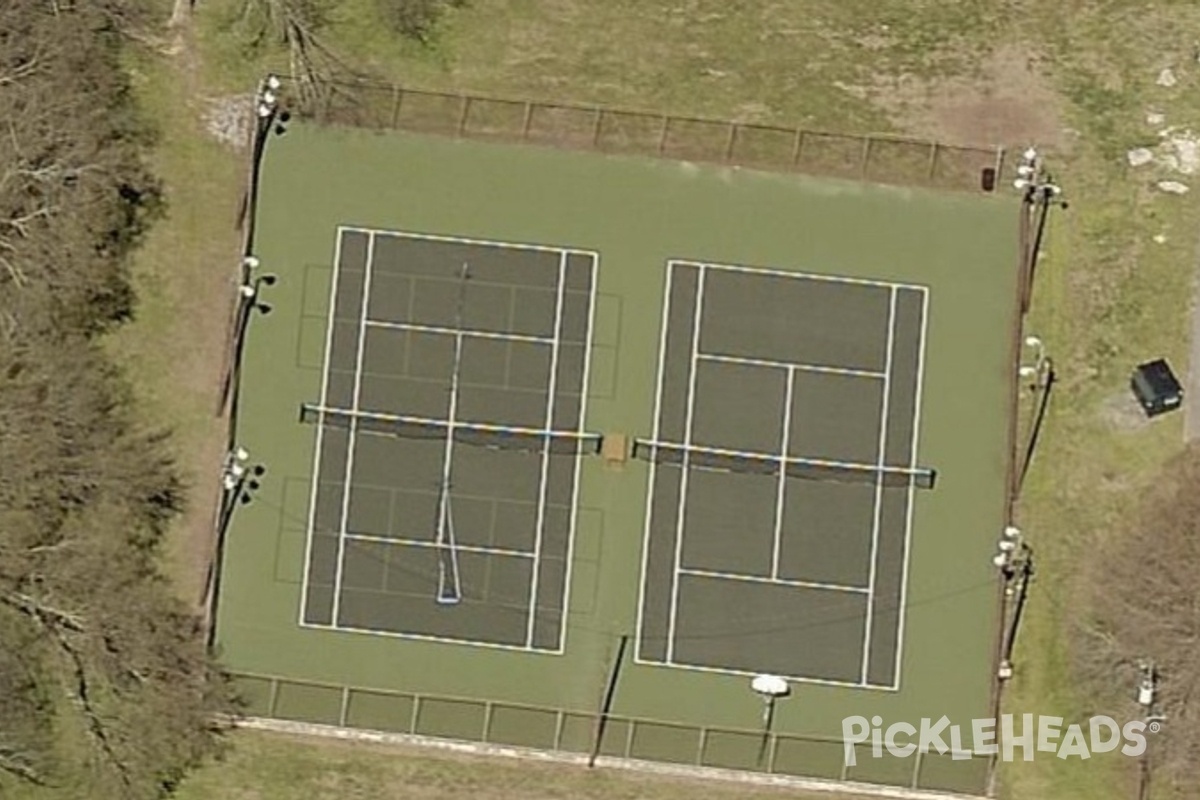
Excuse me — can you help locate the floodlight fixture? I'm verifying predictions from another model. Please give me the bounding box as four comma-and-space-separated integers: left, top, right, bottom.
242, 255, 260, 270
1003, 525, 1021, 539
265, 74, 281, 91
751, 674, 789, 698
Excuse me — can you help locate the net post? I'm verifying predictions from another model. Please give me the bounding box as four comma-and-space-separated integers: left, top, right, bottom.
766, 733, 781, 774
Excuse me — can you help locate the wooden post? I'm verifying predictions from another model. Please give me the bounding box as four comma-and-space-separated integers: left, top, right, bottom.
456, 95, 471, 136
724, 123, 738, 162
521, 101, 534, 139
390, 85, 403, 129
591, 108, 604, 148
657, 115, 671, 155
791, 128, 804, 167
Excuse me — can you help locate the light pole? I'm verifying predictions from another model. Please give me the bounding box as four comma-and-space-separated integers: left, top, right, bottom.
751, 674, 789, 769
207, 446, 265, 649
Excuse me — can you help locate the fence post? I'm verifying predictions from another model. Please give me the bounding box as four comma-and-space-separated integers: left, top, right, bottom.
456, 95, 471, 136
267, 677, 280, 717
791, 128, 804, 167
657, 115, 670, 155
482, 701, 494, 743
911, 748, 924, 789
696, 727, 709, 766
588, 107, 602, 149
338, 686, 350, 727
553, 710, 566, 751
860, 135, 873, 178
390, 85, 403, 129
724, 123, 738, 163
409, 694, 422, 734
521, 101, 534, 139
624, 718, 637, 759
927, 142, 939, 182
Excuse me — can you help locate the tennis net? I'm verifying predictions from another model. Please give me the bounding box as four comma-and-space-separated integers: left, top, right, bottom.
632, 439, 936, 489
300, 404, 602, 457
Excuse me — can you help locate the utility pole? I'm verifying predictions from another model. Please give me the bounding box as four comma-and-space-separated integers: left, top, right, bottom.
1135, 660, 1165, 800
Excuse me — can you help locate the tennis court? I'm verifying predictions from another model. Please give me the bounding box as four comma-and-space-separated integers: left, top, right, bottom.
300, 227, 598, 652
636, 260, 932, 689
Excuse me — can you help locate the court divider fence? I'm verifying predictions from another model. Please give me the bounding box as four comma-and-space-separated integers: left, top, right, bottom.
231, 671, 990, 794
285, 79, 1004, 194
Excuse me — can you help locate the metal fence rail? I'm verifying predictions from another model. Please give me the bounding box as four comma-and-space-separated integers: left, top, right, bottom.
231, 671, 990, 794
289, 81, 1003, 193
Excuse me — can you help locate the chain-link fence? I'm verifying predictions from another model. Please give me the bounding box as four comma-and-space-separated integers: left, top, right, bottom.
232, 672, 990, 794
292, 81, 1004, 193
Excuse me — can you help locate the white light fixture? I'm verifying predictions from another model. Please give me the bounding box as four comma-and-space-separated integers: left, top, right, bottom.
242, 256, 260, 270
265, 74, 281, 91
998, 539, 1017, 553
1024, 336, 1043, 349
1023, 147, 1038, 162
235, 447, 249, 462
262, 90, 277, 106
992, 553, 1009, 568
1014, 178, 1031, 190
751, 674, 789, 697
1003, 525, 1021, 539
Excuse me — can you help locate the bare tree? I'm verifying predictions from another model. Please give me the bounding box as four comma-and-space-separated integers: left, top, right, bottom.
1075, 444, 1200, 791
0, 3, 234, 797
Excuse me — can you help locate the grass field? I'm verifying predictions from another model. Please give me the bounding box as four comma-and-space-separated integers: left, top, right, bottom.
116, 1, 1200, 798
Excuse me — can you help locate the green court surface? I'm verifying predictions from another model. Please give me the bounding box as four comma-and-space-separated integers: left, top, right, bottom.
214, 122, 1020, 793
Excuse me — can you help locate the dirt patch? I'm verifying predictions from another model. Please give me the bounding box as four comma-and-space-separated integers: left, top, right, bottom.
870, 45, 1066, 150
1099, 390, 1152, 432
205, 94, 256, 149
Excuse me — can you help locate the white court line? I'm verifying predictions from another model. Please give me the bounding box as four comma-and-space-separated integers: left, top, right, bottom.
299, 229, 347, 626
668, 257, 926, 292
339, 225, 599, 258
631, 655, 898, 693
771, 366, 796, 580
697, 351, 885, 380
860, 286, 898, 685
365, 319, 555, 346
558, 251, 600, 653
634, 262, 677, 663
525, 251, 568, 647
890, 286, 931, 689
330, 232, 376, 626
665, 264, 706, 664
301, 619, 546, 654
343, 531, 535, 560
678, 567, 868, 595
